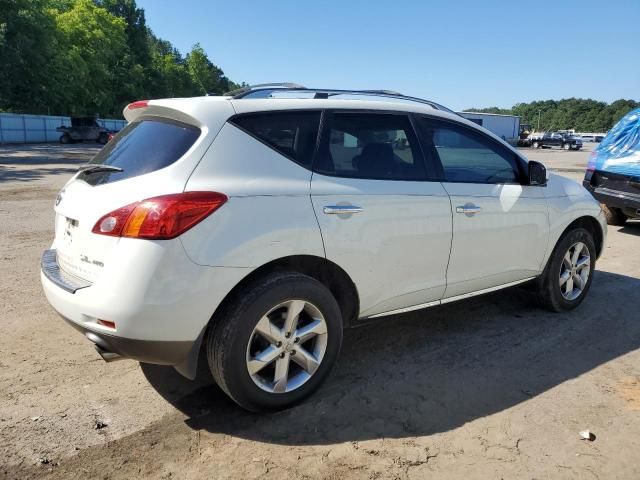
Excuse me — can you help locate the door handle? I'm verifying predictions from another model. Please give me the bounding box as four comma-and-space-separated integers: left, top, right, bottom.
323, 205, 363, 215
456, 204, 482, 215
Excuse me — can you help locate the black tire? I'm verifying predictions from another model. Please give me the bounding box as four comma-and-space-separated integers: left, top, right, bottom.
98, 133, 108, 145
207, 272, 343, 412
601, 204, 627, 226
60, 134, 71, 144
563, 143, 570, 151
536, 227, 596, 312
532, 141, 540, 149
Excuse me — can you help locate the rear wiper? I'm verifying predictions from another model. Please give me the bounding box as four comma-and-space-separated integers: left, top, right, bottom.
78, 164, 123, 174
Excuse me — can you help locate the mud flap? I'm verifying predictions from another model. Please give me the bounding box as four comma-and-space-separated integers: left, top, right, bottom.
173, 327, 207, 380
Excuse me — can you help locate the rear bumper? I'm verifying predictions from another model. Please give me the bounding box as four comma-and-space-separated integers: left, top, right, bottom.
59, 313, 192, 365
40, 244, 251, 370
41, 267, 194, 366
584, 182, 640, 214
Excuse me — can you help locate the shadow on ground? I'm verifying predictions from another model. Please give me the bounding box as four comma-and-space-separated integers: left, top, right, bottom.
620, 221, 640, 236
0, 144, 98, 182
142, 270, 640, 445
0, 165, 78, 182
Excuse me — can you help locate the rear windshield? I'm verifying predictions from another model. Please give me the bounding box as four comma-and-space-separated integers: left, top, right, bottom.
78, 118, 200, 186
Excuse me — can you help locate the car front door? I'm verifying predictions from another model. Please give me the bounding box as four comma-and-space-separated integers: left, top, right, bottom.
416, 116, 549, 299
311, 111, 452, 318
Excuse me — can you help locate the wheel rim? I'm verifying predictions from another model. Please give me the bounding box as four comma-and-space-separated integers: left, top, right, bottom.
246, 299, 328, 394
559, 241, 590, 301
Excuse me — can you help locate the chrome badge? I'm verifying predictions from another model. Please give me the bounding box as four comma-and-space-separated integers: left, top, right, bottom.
55, 189, 65, 206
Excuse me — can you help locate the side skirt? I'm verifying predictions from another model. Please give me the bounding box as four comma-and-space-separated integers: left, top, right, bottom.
361, 276, 537, 320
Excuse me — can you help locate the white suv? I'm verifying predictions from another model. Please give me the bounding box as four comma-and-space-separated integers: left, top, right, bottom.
41, 85, 607, 411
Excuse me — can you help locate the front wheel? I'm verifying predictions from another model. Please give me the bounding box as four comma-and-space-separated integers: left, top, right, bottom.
536, 227, 596, 312
207, 272, 343, 412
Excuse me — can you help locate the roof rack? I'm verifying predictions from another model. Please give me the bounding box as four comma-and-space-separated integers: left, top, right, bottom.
223, 83, 307, 97
222, 83, 457, 115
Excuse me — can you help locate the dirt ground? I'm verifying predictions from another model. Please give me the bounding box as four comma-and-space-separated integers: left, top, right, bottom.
1, 143, 639, 479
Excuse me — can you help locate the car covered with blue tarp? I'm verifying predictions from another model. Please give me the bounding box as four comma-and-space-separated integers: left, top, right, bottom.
583, 108, 640, 225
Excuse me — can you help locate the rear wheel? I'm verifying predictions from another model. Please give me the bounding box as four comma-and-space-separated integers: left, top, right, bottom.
59, 134, 71, 144
563, 143, 571, 151
602, 204, 627, 226
98, 133, 109, 145
536, 227, 596, 312
207, 272, 343, 412
532, 141, 540, 149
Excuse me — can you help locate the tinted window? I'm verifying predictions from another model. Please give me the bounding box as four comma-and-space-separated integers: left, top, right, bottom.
316, 112, 426, 180
418, 118, 520, 184
78, 118, 200, 186
231, 111, 321, 168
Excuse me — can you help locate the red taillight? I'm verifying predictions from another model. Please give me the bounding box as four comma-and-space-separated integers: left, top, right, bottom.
127, 100, 149, 110
97, 319, 116, 329
91, 192, 227, 240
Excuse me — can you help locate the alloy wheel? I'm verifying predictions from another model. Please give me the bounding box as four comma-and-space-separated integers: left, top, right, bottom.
246, 300, 328, 394
559, 241, 590, 301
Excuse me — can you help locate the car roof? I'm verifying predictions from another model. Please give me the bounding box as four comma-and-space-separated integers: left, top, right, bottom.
126, 95, 528, 163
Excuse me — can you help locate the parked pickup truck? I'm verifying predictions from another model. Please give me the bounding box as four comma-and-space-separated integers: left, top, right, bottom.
531, 132, 583, 150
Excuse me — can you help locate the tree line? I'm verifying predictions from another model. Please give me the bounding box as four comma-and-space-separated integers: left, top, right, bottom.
465, 98, 639, 133
0, 0, 243, 118
2, 1, 637, 127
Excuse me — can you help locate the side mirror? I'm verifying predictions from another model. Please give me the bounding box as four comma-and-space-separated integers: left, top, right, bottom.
528, 161, 547, 186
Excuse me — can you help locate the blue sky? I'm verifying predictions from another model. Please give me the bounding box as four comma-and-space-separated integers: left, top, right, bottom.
137, 0, 639, 110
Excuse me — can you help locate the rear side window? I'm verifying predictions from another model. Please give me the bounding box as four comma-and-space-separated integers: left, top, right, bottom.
79, 118, 200, 186
231, 111, 321, 168
315, 112, 426, 180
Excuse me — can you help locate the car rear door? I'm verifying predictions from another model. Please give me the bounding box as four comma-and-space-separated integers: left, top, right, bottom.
311, 111, 452, 318
415, 115, 549, 299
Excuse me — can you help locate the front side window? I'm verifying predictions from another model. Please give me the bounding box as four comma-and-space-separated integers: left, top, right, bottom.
231, 111, 321, 168
316, 112, 426, 180
418, 118, 521, 184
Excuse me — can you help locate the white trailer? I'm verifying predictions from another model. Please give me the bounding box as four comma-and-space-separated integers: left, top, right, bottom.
458, 112, 521, 145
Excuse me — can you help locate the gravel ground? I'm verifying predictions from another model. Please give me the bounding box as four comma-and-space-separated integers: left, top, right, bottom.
1, 144, 639, 480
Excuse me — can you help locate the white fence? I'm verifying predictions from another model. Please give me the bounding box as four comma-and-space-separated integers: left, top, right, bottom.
0, 113, 127, 144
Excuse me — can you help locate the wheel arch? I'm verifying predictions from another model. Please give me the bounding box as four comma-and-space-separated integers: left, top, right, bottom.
176, 254, 360, 380
561, 215, 604, 258
224, 255, 361, 328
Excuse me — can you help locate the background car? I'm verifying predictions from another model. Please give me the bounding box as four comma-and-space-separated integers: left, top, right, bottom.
583, 108, 640, 225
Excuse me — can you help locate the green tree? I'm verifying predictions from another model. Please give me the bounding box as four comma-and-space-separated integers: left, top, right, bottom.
467, 98, 639, 132
95, 0, 149, 110
146, 32, 194, 98
97, 0, 149, 66
54, 0, 128, 115
0, 0, 64, 113
185, 43, 235, 95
